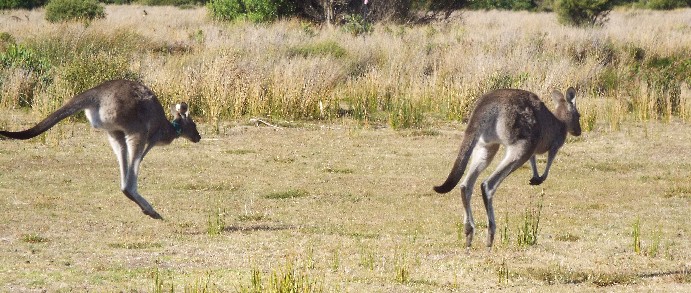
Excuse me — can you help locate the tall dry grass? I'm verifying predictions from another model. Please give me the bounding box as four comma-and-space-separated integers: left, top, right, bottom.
1, 6, 690, 129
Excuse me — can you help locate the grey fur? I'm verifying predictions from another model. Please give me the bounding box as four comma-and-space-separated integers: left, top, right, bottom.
434, 87, 581, 249
0, 79, 201, 219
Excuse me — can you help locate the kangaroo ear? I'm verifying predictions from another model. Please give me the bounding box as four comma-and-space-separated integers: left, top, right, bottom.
565, 87, 577, 105
551, 90, 565, 104
173, 102, 189, 118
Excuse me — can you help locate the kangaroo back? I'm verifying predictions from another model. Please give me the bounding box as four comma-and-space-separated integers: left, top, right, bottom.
0, 96, 90, 140
433, 131, 479, 193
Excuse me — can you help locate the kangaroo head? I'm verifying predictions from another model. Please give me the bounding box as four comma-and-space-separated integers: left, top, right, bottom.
171, 102, 201, 143
552, 87, 581, 137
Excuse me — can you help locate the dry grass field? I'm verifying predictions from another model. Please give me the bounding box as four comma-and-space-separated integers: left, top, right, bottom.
0, 115, 689, 291
0, 4, 690, 292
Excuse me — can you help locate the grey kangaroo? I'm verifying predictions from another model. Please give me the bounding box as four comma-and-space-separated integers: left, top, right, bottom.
434, 87, 581, 249
0, 79, 201, 219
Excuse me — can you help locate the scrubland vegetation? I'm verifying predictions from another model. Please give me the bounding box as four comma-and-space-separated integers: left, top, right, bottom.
0, 4, 690, 292
1, 6, 690, 131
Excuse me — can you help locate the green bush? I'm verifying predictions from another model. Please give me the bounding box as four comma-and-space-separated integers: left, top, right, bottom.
207, 0, 294, 22
0, 0, 48, 9
470, 0, 537, 10
45, 0, 106, 23
555, 0, 615, 26
137, 0, 203, 6
640, 0, 690, 9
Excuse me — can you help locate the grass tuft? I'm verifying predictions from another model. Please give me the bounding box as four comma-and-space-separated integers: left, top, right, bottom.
517, 192, 543, 247
264, 189, 310, 200
21, 234, 49, 244
207, 208, 226, 236
108, 242, 162, 250
238, 261, 323, 293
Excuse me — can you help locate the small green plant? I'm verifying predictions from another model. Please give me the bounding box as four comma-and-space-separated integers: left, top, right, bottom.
647, 225, 662, 257
517, 191, 543, 246
45, 0, 106, 24
500, 211, 510, 246
342, 14, 373, 36
238, 262, 322, 293
455, 220, 464, 243
632, 216, 641, 254
358, 243, 376, 270
21, 233, 49, 244
207, 208, 226, 236
497, 258, 509, 284
388, 99, 424, 130
151, 268, 168, 293
330, 249, 340, 272
394, 247, 409, 283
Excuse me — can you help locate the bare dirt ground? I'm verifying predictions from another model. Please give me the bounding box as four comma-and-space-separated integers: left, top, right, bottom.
0, 118, 689, 291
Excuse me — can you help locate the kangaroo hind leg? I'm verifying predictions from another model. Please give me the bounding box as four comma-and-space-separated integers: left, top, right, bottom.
122, 133, 162, 219
481, 142, 534, 248
459, 143, 499, 249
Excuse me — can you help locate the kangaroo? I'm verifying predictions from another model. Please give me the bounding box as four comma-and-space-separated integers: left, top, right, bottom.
434, 87, 581, 249
0, 79, 201, 219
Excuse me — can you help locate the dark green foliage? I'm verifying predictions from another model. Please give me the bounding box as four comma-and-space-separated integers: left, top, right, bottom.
207, 0, 294, 22
0, 43, 52, 107
638, 0, 690, 9
45, 0, 106, 23
470, 0, 538, 10
342, 14, 373, 36
555, 0, 615, 26
0, 0, 48, 9
137, 0, 205, 6
0, 43, 51, 75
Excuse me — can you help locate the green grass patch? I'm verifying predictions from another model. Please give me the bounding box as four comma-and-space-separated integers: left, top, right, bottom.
288, 40, 347, 59
224, 149, 256, 155
21, 234, 49, 244
238, 261, 323, 293
264, 189, 309, 199
237, 212, 267, 222
586, 162, 644, 173
663, 185, 691, 198
178, 181, 238, 191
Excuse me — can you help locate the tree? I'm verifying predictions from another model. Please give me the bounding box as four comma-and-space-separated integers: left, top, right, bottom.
555, 0, 615, 26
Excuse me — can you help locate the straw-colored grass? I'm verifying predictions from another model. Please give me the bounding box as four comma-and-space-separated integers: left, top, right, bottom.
1, 6, 690, 128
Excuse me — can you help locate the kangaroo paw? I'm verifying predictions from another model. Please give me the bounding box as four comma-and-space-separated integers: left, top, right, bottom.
144, 209, 163, 220
529, 177, 544, 185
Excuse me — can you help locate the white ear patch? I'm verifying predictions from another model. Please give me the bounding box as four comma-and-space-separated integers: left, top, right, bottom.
176, 103, 182, 113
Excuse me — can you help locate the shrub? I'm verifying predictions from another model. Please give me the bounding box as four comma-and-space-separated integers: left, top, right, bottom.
137, 0, 202, 6
207, 0, 294, 22
45, 0, 106, 23
555, 0, 615, 27
640, 0, 690, 9
470, 0, 537, 10
0, 0, 48, 9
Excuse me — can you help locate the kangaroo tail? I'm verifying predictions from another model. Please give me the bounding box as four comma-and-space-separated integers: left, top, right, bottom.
0, 97, 89, 140
433, 132, 478, 194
